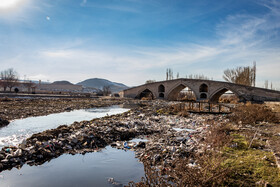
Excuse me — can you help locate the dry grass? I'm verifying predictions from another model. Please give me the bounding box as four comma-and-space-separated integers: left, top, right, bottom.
219, 94, 239, 104
265, 102, 280, 119
128, 123, 233, 187
128, 153, 229, 187
167, 103, 189, 117
230, 103, 279, 124
141, 96, 153, 101
128, 118, 280, 186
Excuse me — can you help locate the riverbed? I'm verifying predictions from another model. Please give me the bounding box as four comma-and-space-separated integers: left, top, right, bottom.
0, 106, 129, 149
0, 106, 148, 186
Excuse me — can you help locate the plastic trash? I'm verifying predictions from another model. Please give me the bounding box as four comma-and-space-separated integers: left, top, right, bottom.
124, 142, 131, 149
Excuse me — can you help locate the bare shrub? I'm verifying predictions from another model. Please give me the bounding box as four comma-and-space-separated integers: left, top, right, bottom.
128, 151, 229, 187
230, 103, 279, 124
204, 122, 233, 148
141, 96, 153, 101
178, 92, 196, 101
0, 97, 12, 102
167, 103, 189, 117
219, 94, 239, 104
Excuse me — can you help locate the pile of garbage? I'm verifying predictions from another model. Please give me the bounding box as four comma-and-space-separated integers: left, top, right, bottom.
0, 100, 228, 174
112, 112, 228, 176
0, 105, 158, 172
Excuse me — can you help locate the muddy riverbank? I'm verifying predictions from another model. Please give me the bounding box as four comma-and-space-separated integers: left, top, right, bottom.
0, 106, 129, 149
0, 97, 130, 122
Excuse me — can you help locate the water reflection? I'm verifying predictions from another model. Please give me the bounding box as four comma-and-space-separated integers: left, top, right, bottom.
0, 106, 129, 149
0, 146, 144, 187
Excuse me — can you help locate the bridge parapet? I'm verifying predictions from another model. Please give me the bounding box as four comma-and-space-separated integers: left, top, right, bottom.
121, 79, 280, 103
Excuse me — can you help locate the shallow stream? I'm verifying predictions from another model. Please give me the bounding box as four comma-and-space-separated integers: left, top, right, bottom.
0, 106, 146, 186
0, 145, 144, 187
0, 106, 129, 149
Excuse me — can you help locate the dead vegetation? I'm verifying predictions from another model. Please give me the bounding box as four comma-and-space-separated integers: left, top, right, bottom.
129, 153, 230, 187
218, 94, 239, 104
230, 103, 279, 124
168, 103, 189, 116
129, 102, 280, 186
129, 122, 280, 186
128, 123, 234, 187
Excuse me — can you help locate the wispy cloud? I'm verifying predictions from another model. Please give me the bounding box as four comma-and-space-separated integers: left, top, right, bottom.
210, 0, 280, 88
217, 0, 280, 48
80, 0, 87, 7
0, 0, 279, 88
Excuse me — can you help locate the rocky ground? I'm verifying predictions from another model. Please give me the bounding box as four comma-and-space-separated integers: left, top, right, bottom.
0, 100, 216, 172
0, 98, 279, 186
0, 97, 127, 122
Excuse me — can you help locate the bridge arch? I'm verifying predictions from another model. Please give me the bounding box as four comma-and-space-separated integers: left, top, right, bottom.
167, 82, 198, 101
159, 93, 165, 98
136, 88, 155, 99
199, 83, 208, 92
200, 93, 208, 99
158, 84, 165, 92
209, 87, 240, 103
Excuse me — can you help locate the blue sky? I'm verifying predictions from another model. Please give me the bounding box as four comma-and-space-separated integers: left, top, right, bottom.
0, 0, 279, 88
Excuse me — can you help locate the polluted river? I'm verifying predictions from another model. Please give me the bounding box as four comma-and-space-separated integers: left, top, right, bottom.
0, 100, 225, 187
0, 106, 146, 187
0, 106, 129, 149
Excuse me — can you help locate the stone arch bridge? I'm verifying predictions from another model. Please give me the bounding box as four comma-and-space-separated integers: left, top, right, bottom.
120, 79, 280, 103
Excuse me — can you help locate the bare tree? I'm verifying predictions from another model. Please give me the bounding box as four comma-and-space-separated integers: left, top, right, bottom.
0, 72, 9, 91
102, 86, 111, 96
0, 68, 19, 92
223, 63, 256, 86
252, 61, 256, 87
264, 80, 269, 89
166, 68, 173, 80
167, 68, 173, 80
223, 69, 236, 83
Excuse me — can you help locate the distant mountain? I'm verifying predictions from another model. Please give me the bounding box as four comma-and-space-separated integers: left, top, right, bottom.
76, 78, 129, 93
52, 81, 73, 85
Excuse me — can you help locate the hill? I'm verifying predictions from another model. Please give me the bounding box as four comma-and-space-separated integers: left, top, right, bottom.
52, 81, 73, 85
76, 78, 129, 93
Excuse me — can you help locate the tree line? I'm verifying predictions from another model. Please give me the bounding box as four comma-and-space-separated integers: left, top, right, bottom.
0, 68, 35, 93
